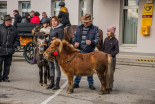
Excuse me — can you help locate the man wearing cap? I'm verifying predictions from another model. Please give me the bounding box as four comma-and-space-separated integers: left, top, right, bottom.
0, 15, 20, 82
72, 14, 99, 90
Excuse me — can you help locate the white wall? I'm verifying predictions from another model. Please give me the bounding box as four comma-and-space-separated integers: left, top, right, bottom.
65, 0, 80, 25
31, 0, 51, 18
93, 0, 121, 40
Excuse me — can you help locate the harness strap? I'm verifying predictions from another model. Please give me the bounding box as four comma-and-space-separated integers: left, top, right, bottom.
65, 51, 80, 64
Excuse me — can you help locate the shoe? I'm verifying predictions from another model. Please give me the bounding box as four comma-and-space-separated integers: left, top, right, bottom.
30, 58, 37, 64
73, 83, 79, 88
46, 76, 54, 89
52, 77, 60, 90
89, 85, 96, 90
3, 78, 10, 82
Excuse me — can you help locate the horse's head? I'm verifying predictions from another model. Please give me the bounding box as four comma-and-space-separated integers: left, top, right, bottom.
44, 38, 63, 61
35, 32, 49, 54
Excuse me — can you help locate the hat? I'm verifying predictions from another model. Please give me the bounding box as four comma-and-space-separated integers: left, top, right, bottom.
4, 15, 12, 21
107, 25, 116, 34
80, 14, 92, 23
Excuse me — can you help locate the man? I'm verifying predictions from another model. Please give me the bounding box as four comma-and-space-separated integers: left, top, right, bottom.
58, 1, 71, 27
0, 15, 20, 82
13, 10, 22, 27
40, 12, 50, 24
72, 14, 99, 90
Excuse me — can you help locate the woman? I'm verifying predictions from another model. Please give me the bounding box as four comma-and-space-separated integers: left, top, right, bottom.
46, 16, 64, 90
30, 11, 40, 23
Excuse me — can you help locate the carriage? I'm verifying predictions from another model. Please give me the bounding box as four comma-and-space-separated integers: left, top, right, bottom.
17, 23, 39, 63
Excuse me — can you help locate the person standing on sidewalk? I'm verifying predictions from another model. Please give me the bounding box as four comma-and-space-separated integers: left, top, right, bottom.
102, 25, 119, 71
0, 15, 20, 82
72, 14, 99, 90
13, 10, 22, 28
46, 16, 64, 90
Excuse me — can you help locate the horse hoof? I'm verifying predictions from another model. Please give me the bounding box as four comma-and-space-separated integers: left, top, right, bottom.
44, 84, 47, 87
98, 90, 107, 95
40, 83, 43, 86
67, 89, 74, 94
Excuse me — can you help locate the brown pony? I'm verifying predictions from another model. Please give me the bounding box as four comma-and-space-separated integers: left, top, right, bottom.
64, 25, 103, 51
44, 39, 114, 95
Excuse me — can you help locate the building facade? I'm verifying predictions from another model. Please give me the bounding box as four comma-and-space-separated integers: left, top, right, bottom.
0, 0, 155, 54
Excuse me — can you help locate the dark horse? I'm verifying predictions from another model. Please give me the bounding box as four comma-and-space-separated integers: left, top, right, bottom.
64, 25, 103, 51
44, 38, 114, 94
34, 32, 50, 86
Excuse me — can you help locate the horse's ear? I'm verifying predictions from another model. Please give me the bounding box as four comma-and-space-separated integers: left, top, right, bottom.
52, 37, 56, 40
54, 40, 63, 53
58, 41, 63, 53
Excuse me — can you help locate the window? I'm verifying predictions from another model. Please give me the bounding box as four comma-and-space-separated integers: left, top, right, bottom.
0, 1, 7, 24
52, 0, 65, 16
80, 0, 87, 17
20, 1, 31, 16
53, 1, 61, 16
122, 0, 139, 44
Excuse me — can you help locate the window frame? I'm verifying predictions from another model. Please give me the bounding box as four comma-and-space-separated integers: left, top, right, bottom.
20, 1, 31, 16
120, 0, 139, 46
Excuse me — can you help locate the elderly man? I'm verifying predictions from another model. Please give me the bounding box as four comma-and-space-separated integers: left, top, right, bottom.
0, 15, 20, 82
72, 14, 99, 90
40, 12, 50, 24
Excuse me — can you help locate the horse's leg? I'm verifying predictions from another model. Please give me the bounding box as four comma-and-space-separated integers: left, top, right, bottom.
39, 66, 43, 86
44, 65, 48, 86
66, 73, 74, 94
96, 67, 107, 95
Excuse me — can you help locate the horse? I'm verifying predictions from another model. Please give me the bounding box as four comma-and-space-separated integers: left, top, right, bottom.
34, 32, 50, 86
44, 38, 114, 94
64, 25, 103, 51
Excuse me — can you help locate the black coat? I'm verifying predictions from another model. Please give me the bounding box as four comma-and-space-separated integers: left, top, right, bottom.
102, 37, 119, 57
48, 24, 64, 46
58, 11, 71, 27
13, 14, 22, 27
0, 24, 20, 55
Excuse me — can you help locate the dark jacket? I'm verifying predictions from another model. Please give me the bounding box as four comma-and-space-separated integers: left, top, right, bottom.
13, 14, 22, 27
73, 24, 99, 53
103, 37, 119, 57
48, 24, 64, 46
58, 10, 71, 27
0, 23, 20, 55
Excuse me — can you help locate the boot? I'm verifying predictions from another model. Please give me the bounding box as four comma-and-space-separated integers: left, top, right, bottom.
30, 58, 37, 64
52, 77, 60, 90
46, 76, 54, 89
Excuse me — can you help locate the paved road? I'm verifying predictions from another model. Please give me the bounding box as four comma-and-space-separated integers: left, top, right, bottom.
0, 57, 155, 104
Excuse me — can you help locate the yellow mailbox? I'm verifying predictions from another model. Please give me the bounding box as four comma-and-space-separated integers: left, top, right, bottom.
141, 26, 150, 35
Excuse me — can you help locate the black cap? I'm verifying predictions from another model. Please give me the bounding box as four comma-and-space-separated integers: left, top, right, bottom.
59, 1, 65, 7
4, 15, 12, 21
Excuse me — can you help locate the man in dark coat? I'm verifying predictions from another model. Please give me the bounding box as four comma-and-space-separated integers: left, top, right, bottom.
72, 14, 99, 90
58, 1, 71, 27
13, 10, 22, 27
0, 15, 20, 82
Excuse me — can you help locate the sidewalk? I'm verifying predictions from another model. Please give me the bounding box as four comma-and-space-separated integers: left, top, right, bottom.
117, 52, 155, 68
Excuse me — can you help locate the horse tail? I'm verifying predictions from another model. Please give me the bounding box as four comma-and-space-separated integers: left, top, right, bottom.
106, 54, 114, 89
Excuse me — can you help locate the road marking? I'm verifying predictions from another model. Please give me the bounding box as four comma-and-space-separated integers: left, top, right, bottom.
150, 89, 155, 91
41, 80, 68, 104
